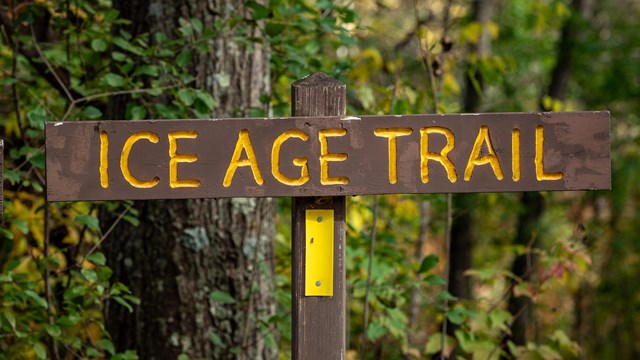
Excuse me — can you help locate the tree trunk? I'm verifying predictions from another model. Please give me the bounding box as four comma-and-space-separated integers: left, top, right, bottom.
505, 0, 591, 355
102, 1, 276, 359
449, 0, 494, 303
446, 1, 494, 354
505, 192, 544, 350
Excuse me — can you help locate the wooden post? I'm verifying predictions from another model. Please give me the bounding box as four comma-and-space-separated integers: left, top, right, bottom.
291, 73, 347, 359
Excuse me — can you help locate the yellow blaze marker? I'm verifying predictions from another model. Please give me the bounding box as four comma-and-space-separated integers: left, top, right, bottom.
271, 130, 310, 186
374, 127, 413, 184
535, 125, 563, 181
420, 127, 457, 183
464, 125, 504, 181
168, 131, 201, 188
305, 209, 334, 297
120, 131, 160, 188
319, 128, 349, 185
223, 129, 264, 187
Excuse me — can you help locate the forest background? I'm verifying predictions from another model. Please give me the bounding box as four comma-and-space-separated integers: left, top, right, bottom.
0, 0, 638, 359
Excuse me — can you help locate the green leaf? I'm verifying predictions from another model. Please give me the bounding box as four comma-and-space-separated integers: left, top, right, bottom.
91, 38, 108, 52
418, 254, 439, 274
191, 18, 203, 33
97, 338, 116, 355
123, 215, 140, 226
128, 105, 147, 120
104, 73, 126, 87
44, 323, 62, 337
3, 310, 16, 329
25, 289, 48, 308
75, 214, 100, 230
87, 252, 107, 266
86, 347, 101, 357
81, 106, 102, 119
210, 290, 236, 304
123, 294, 141, 305
177, 88, 195, 106
64, 285, 86, 300
176, 50, 193, 68
114, 296, 134, 312
425, 274, 446, 286
247, 1, 270, 20
366, 322, 386, 341
0, 77, 16, 86
27, 106, 49, 129
112, 51, 127, 62
28, 152, 45, 170
133, 65, 159, 77
196, 91, 217, 110
424, 333, 455, 355
81, 268, 98, 283
112, 350, 139, 360
437, 290, 457, 302
154, 32, 167, 43
57, 313, 81, 326
210, 332, 225, 347
33, 342, 47, 359
13, 219, 29, 234
265, 22, 285, 37
446, 308, 466, 325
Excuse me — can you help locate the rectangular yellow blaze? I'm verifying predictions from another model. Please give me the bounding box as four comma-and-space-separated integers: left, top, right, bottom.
305, 209, 334, 297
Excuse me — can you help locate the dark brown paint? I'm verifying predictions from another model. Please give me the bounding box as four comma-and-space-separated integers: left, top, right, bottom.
45, 111, 610, 201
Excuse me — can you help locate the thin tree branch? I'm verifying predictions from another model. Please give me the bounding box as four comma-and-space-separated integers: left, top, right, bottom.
78, 204, 132, 266
61, 84, 181, 121
414, 0, 440, 113
440, 193, 452, 360
361, 195, 379, 359
43, 203, 61, 360
30, 25, 75, 103
9, 5, 25, 144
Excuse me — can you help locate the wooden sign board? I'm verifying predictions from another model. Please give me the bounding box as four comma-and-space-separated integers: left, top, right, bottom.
45, 111, 610, 201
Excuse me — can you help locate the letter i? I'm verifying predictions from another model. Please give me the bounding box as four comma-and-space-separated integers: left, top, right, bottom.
512, 129, 520, 182
100, 131, 109, 188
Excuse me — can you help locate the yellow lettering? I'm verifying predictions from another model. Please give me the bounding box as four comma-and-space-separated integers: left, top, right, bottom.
535, 125, 563, 181
120, 131, 160, 188
464, 125, 504, 181
168, 131, 201, 188
100, 131, 109, 188
420, 127, 457, 183
319, 128, 349, 185
374, 128, 413, 184
271, 130, 310, 186
223, 129, 264, 187
512, 128, 521, 182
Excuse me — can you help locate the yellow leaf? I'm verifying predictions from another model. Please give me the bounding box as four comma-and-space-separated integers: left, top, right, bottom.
461, 22, 483, 44
486, 20, 500, 40
362, 47, 384, 70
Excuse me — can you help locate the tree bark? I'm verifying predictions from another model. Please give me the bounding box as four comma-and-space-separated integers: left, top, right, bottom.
102, 1, 276, 359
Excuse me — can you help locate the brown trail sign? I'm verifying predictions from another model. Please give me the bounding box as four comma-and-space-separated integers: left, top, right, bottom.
41, 73, 610, 359
45, 112, 609, 201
